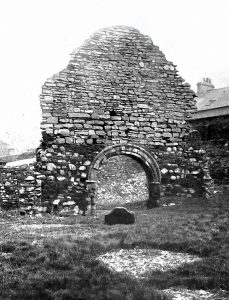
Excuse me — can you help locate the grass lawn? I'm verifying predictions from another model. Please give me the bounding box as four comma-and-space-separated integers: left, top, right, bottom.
0, 192, 229, 299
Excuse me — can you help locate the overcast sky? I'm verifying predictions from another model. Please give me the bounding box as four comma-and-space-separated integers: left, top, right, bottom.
0, 0, 229, 151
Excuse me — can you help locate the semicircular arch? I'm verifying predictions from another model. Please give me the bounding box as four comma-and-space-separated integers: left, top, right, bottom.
88, 143, 161, 184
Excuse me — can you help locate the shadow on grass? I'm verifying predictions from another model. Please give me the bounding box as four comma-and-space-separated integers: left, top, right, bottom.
0, 233, 229, 300
92, 223, 229, 291
142, 256, 229, 291
0, 238, 169, 300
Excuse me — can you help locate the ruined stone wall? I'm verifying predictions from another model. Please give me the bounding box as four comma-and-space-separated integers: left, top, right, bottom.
190, 117, 229, 183
36, 26, 198, 210
0, 165, 42, 213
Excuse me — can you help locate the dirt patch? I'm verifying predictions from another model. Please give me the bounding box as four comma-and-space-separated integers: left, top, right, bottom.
97, 248, 202, 278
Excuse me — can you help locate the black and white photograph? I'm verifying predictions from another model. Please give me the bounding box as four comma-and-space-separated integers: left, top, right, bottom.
0, 0, 229, 299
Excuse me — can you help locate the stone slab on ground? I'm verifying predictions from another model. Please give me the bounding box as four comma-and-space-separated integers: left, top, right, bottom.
104, 207, 135, 225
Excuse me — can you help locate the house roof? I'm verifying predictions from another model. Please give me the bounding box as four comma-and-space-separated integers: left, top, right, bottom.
197, 87, 229, 110
192, 86, 229, 119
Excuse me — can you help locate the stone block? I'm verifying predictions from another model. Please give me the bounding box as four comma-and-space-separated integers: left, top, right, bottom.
47, 117, 58, 124
163, 132, 172, 138
56, 138, 65, 144
96, 130, 106, 136
86, 138, 93, 144
65, 137, 74, 144
58, 129, 70, 136
46, 128, 53, 135
25, 176, 35, 181
79, 166, 86, 171
47, 163, 56, 171
137, 104, 149, 109
44, 95, 53, 102
69, 164, 76, 171
68, 113, 90, 118
91, 113, 100, 119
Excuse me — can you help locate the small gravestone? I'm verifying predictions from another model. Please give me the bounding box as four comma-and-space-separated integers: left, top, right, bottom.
105, 207, 135, 225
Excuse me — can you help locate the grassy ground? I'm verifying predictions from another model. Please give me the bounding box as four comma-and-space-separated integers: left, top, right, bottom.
0, 192, 229, 299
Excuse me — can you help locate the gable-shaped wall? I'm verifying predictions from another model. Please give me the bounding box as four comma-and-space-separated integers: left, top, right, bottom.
36, 26, 199, 212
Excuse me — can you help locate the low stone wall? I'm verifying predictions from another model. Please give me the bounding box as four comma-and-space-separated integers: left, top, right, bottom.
158, 147, 209, 198
36, 142, 211, 212
0, 164, 42, 213
202, 140, 229, 184
0, 140, 211, 214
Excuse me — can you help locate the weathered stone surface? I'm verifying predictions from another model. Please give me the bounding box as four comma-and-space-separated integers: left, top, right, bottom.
104, 207, 135, 225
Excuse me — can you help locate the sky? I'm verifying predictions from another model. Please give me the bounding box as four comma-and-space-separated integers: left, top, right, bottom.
0, 0, 229, 152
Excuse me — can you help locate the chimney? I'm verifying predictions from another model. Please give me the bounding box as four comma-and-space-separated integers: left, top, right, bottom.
197, 78, 214, 97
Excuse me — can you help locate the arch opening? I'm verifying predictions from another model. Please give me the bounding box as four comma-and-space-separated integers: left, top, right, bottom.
87, 144, 161, 212
95, 155, 148, 210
